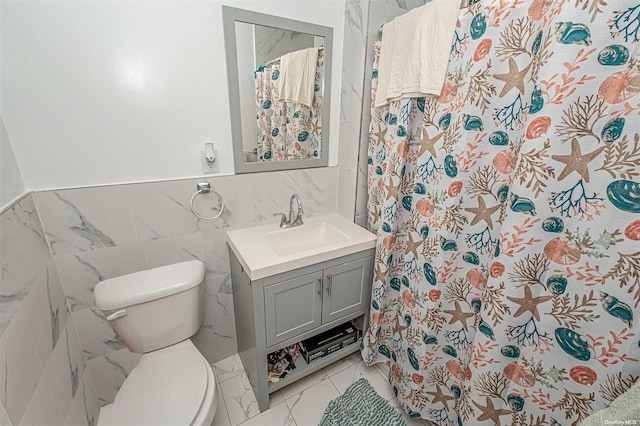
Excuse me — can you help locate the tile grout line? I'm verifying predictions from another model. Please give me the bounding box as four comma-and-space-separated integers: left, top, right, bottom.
222, 374, 257, 426
326, 374, 343, 397
280, 394, 296, 426
215, 372, 243, 384
216, 355, 385, 426
280, 369, 329, 401
282, 390, 304, 426
217, 387, 233, 426
324, 375, 341, 394
211, 362, 240, 426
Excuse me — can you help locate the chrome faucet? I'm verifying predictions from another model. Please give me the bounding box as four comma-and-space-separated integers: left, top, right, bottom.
273, 194, 304, 228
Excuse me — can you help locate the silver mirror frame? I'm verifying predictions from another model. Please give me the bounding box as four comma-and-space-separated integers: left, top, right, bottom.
222, 6, 333, 174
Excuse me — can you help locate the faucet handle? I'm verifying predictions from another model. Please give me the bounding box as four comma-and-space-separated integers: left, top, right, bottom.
273, 213, 288, 228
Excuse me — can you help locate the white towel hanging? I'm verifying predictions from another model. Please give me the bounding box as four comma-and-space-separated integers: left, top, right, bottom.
375, 0, 463, 107
278, 47, 319, 107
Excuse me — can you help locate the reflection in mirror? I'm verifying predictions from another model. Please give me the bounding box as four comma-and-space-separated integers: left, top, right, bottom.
223, 7, 332, 174
237, 23, 324, 163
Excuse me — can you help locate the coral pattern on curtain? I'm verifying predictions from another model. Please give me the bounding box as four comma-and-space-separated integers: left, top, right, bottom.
254, 51, 323, 162
362, 1, 640, 425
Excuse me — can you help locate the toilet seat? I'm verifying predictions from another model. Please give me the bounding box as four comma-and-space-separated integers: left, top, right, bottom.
105, 341, 216, 426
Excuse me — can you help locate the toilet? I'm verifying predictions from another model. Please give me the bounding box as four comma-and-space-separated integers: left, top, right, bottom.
94, 260, 217, 426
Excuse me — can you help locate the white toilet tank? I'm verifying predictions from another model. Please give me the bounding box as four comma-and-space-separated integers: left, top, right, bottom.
94, 260, 206, 353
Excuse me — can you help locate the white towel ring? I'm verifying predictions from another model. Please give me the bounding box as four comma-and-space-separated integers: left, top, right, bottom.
190, 182, 225, 221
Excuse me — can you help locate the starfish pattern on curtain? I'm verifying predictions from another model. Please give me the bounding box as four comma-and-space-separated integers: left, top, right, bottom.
362, 1, 640, 425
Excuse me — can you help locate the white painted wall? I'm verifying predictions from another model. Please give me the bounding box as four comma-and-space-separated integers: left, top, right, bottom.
236, 22, 258, 154
1, 0, 344, 191
0, 114, 25, 209
0, 0, 26, 209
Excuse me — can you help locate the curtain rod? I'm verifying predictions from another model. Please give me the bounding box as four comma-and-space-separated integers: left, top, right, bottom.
263, 46, 323, 67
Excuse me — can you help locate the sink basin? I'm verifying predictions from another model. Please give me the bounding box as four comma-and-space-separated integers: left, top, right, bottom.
263, 222, 351, 256
225, 213, 377, 280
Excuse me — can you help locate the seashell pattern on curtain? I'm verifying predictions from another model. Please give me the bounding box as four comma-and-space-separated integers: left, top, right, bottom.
254, 51, 323, 162
362, 1, 640, 424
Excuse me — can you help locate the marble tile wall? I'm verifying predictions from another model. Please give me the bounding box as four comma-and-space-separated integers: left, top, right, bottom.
337, 0, 369, 222
32, 166, 338, 407
254, 26, 315, 66
0, 194, 99, 426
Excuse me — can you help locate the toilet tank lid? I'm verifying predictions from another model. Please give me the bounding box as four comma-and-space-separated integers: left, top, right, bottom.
94, 260, 205, 311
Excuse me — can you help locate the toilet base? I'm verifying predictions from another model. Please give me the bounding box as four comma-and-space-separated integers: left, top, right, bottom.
97, 392, 217, 426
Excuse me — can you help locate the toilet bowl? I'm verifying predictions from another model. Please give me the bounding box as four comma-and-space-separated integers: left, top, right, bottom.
94, 260, 217, 426
97, 340, 217, 426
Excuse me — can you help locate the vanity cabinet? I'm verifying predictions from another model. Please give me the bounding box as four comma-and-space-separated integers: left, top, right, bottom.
230, 248, 374, 412
264, 257, 372, 347
264, 271, 323, 346
322, 257, 372, 322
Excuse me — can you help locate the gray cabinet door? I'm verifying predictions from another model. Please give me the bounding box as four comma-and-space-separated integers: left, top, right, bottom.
264, 271, 323, 347
321, 256, 372, 324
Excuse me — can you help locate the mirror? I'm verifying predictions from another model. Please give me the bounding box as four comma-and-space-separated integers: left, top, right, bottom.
222, 6, 332, 173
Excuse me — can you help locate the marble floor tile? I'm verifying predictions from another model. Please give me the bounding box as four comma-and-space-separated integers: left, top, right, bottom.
285, 379, 339, 426
218, 373, 260, 426
210, 353, 418, 426
269, 390, 284, 408
279, 369, 328, 400
213, 353, 245, 383
240, 401, 296, 426
212, 389, 231, 426
328, 362, 395, 401
322, 351, 362, 377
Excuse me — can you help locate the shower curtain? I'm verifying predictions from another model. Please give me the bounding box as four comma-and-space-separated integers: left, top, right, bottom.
254, 51, 323, 162
362, 1, 640, 425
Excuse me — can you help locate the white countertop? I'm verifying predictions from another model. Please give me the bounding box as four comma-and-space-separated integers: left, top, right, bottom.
226, 213, 377, 280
